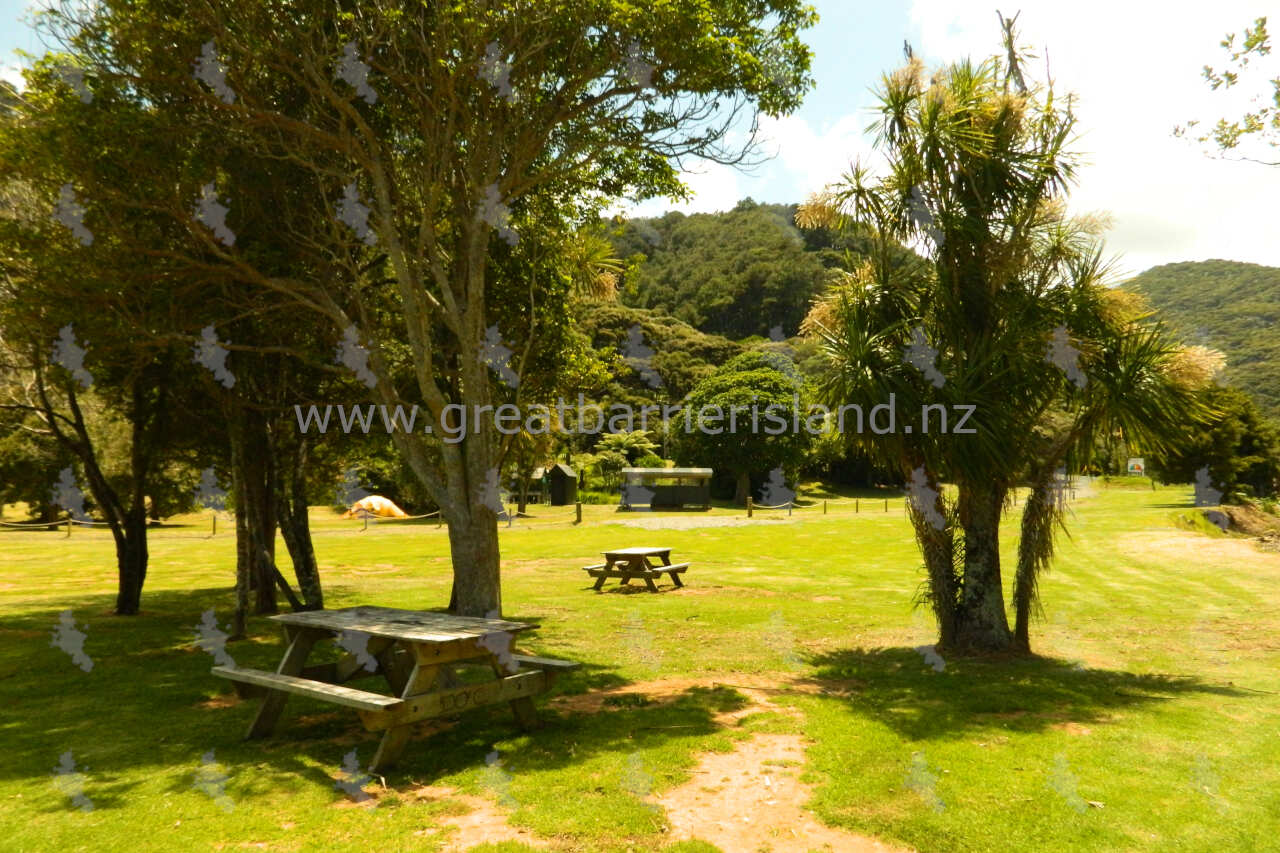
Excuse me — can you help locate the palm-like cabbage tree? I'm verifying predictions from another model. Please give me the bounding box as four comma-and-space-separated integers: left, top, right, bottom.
798, 25, 1210, 653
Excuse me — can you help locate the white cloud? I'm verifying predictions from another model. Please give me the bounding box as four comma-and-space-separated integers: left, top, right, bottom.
616, 110, 880, 219
624, 159, 744, 218
0, 63, 24, 90
908, 0, 1280, 273
756, 111, 881, 199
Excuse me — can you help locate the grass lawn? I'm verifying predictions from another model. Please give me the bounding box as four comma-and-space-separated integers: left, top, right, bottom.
2, 482, 1278, 852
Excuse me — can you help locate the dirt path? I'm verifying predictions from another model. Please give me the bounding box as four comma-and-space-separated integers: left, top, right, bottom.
655, 682, 914, 853
387, 676, 911, 853
408, 787, 550, 852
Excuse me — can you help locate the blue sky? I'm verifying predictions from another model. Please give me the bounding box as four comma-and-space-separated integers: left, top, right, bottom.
2, 0, 1276, 275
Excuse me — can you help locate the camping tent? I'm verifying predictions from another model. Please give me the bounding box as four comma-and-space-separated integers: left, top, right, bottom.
342, 495, 409, 519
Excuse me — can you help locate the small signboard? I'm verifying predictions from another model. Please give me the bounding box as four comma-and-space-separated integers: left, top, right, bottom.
1127, 458, 1145, 475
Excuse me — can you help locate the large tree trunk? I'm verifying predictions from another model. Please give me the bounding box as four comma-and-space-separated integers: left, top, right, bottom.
113, 508, 149, 615
435, 397, 504, 616
230, 428, 251, 639
230, 407, 279, 624
950, 484, 1013, 652
275, 435, 323, 609
517, 473, 530, 514
733, 470, 751, 507
445, 511, 502, 616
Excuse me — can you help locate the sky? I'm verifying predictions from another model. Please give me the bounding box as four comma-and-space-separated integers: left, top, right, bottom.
2, 0, 1276, 278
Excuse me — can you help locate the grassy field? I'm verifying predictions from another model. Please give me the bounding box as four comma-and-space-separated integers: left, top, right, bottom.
2, 482, 1278, 852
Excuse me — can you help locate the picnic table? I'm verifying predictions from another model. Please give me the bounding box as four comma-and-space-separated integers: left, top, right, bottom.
211, 606, 578, 771
582, 546, 688, 592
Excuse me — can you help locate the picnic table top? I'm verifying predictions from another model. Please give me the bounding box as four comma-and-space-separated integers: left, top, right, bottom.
268, 606, 535, 644
603, 546, 672, 557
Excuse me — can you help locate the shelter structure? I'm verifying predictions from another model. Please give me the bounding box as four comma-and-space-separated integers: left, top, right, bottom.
544, 463, 577, 505
620, 468, 712, 509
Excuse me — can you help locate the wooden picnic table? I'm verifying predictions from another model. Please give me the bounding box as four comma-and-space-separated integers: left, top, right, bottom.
211, 606, 578, 771
582, 546, 689, 592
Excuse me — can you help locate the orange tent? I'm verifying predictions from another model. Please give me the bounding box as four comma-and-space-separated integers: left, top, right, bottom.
342, 495, 409, 519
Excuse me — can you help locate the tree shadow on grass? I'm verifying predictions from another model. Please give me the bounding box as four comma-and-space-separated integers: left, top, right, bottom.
795, 646, 1252, 742
363, 683, 749, 789
3, 587, 727, 808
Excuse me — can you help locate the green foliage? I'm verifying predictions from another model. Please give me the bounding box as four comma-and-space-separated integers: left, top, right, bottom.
1128, 260, 1280, 422
609, 200, 916, 339
576, 303, 743, 403
1178, 16, 1279, 164
1152, 385, 1280, 499
612, 201, 827, 338
596, 430, 658, 464
673, 350, 813, 500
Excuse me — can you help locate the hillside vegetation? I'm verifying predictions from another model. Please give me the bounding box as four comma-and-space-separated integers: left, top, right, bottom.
610, 199, 918, 340
1128, 260, 1280, 421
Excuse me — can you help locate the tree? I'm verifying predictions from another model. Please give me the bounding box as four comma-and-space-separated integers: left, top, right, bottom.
69, 0, 814, 616
674, 350, 812, 505
0, 64, 190, 615
1153, 385, 1280, 500
798, 21, 1205, 653
615, 202, 830, 337
596, 430, 658, 465
1177, 16, 1278, 165
0, 48, 339, 622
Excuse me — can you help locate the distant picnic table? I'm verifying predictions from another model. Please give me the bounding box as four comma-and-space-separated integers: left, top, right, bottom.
583, 546, 688, 592
212, 606, 578, 771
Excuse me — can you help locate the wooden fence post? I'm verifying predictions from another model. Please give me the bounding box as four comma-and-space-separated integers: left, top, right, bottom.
747, 497, 753, 518
787, 501, 792, 517
856, 498, 859, 513
65, 516, 72, 538
823, 500, 827, 515
575, 501, 582, 524
884, 498, 888, 512
211, 512, 217, 536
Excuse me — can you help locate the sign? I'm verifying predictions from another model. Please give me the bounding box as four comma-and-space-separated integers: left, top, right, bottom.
1127, 458, 1145, 475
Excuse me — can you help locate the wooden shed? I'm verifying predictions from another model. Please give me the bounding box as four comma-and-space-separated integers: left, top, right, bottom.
545, 463, 577, 505
621, 468, 713, 509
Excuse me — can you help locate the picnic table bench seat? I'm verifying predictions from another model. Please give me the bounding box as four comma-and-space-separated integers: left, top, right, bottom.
212, 666, 403, 712
511, 654, 582, 672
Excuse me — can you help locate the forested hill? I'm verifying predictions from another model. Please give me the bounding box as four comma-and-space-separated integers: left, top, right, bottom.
610, 198, 914, 340
1128, 260, 1280, 421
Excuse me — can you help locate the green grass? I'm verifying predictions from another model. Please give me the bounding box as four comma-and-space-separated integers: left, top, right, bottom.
2, 483, 1279, 851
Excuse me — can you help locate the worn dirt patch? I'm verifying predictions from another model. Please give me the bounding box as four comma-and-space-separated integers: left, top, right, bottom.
317, 675, 907, 852
197, 694, 242, 710
553, 676, 911, 852
549, 676, 725, 715
1114, 530, 1280, 569
408, 787, 551, 851
657, 708, 911, 853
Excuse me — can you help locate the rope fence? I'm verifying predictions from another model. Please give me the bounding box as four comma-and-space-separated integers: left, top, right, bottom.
3, 483, 1096, 539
